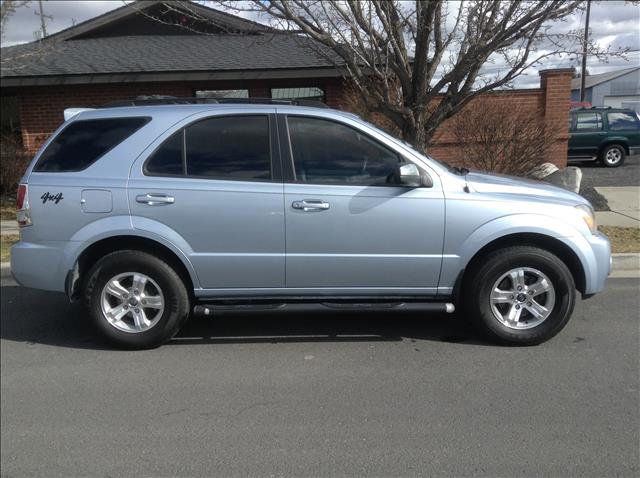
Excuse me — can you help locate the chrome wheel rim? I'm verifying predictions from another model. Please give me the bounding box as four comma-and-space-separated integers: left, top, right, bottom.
100, 272, 164, 333
605, 148, 622, 165
490, 267, 555, 330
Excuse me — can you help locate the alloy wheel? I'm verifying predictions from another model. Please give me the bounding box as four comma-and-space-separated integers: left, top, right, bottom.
100, 272, 165, 333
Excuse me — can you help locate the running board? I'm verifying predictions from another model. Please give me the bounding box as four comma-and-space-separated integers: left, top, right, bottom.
193, 302, 455, 317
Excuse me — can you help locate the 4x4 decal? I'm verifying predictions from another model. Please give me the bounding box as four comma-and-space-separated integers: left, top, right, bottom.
41, 192, 64, 204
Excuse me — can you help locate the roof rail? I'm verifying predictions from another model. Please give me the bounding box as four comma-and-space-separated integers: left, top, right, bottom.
101, 96, 329, 108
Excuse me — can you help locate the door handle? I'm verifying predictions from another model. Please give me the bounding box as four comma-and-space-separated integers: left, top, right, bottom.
292, 199, 330, 212
136, 193, 175, 206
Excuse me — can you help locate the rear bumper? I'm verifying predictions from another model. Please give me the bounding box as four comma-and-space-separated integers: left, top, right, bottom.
10, 240, 69, 292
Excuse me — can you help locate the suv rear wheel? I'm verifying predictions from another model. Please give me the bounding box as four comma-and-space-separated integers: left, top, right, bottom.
465, 246, 576, 345
600, 144, 626, 167
84, 250, 190, 349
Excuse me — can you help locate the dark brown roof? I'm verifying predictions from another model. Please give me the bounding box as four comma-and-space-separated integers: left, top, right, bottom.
1, 1, 343, 85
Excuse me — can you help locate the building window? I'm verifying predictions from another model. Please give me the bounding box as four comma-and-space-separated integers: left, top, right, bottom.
271, 87, 325, 102
195, 89, 249, 99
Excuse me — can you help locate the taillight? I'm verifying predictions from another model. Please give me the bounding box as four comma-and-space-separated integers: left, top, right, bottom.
16, 183, 32, 227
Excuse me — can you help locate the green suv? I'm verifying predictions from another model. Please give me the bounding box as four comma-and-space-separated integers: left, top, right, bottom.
568, 107, 640, 167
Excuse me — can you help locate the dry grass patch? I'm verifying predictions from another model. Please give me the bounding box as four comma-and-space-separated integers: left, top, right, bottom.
0, 196, 15, 220
599, 226, 640, 253
0, 234, 19, 263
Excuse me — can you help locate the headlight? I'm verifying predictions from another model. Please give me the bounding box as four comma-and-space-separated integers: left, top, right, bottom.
575, 204, 596, 233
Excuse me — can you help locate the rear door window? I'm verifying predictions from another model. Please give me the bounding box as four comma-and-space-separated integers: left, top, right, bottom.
574, 113, 603, 131
185, 115, 271, 180
34, 117, 150, 172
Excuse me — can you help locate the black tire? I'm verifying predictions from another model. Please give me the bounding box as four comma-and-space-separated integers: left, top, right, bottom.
83, 250, 190, 349
464, 246, 576, 346
600, 144, 626, 168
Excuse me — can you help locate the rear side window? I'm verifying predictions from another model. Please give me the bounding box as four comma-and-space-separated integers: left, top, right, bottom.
574, 113, 603, 131
34, 117, 150, 172
607, 111, 639, 131
145, 115, 271, 181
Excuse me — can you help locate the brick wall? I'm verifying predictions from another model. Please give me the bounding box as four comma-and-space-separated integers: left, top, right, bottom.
426, 69, 573, 168
12, 69, 573, 168
15, 77, 348, 154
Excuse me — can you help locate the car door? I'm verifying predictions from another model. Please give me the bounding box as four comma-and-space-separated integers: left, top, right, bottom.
569, 111, 605, 158
128, 112, 285, 291
279, 113, 445, 295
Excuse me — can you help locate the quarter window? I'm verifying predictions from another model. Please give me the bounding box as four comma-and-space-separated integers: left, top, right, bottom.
287, 116, 400, 185
35, 117, 150, 172
574, 112, 603, 131
607, 111, 639, 131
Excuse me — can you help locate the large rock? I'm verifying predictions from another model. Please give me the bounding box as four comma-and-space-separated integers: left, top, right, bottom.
529, 162, 559, 179
543, 166, 583, 193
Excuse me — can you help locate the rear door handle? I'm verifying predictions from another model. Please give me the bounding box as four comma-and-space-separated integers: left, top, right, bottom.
292, 199, 330, 212
136, 193, 175, 206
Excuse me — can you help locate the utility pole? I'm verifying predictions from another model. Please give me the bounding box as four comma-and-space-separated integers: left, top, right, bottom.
580, 0, 591, 102
35, 0, 52, 38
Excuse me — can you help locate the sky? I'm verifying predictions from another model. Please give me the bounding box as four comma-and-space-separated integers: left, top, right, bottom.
1, 0, 639, 88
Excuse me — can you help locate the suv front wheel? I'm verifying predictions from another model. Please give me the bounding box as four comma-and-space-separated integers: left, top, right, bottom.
465, 246, 576, 345
84, 250, 191, 349
600, 144, 626, 168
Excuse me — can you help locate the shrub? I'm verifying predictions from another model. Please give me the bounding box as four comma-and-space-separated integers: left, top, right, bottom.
0, 134, 31, 197
451, 100, 558, 176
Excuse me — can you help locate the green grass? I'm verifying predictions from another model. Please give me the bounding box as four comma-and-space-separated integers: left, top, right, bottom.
0, 234, 18, 263
599, 226, 640, 253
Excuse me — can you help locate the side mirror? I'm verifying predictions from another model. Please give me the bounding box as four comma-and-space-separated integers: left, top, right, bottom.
395, 163, 431, 187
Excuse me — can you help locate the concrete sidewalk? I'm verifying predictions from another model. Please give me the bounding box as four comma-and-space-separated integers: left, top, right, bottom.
595, 186, 640, 228
1, 220, 18, 235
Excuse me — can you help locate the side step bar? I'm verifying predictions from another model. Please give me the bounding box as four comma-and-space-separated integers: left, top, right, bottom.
193, 302, 455, 317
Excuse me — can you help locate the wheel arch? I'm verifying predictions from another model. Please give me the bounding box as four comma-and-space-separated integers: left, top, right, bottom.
599, 139, 629, 156
68, 235, 198, 301
455, 232, 587, 301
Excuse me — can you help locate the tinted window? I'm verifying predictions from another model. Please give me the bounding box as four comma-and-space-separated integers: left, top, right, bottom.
575, 113, 602, 131
607, 111, 639, 131
287, 116, 400, 185
185, 116, 271, 180
146, 130, 184, 176
35, 117, 150, 172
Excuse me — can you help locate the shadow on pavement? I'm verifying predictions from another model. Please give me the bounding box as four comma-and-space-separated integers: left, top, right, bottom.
1, 286, 491, 350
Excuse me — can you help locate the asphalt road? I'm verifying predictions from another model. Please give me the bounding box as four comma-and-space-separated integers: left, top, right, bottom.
578, 154, 640, 189
1, 279, 638, 477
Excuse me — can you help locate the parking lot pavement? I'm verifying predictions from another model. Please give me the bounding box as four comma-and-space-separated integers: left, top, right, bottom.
578, 155, 640, 189
1, 280, 638, 477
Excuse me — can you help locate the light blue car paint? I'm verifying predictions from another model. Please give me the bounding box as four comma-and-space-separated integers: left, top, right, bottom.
11, 104, 610, 304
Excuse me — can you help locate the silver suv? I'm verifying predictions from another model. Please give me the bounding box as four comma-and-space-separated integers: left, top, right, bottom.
11, 101, 611, 349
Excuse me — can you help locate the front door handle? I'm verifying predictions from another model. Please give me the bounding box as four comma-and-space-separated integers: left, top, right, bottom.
136, 193, 175, 206
292, 199, 330, 212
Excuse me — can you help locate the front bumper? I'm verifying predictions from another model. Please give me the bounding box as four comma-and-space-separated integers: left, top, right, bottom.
581, 231, 611, 295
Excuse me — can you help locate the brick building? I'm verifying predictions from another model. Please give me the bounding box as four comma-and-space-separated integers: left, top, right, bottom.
1, 1, 573, 167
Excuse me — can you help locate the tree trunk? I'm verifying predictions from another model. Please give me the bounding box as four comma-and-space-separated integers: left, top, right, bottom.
401, 117, 429, 151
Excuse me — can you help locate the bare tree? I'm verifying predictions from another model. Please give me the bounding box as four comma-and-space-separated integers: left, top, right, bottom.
1, 0, 31, 40
450, 99, 558, 176
161, 0, 627, 150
